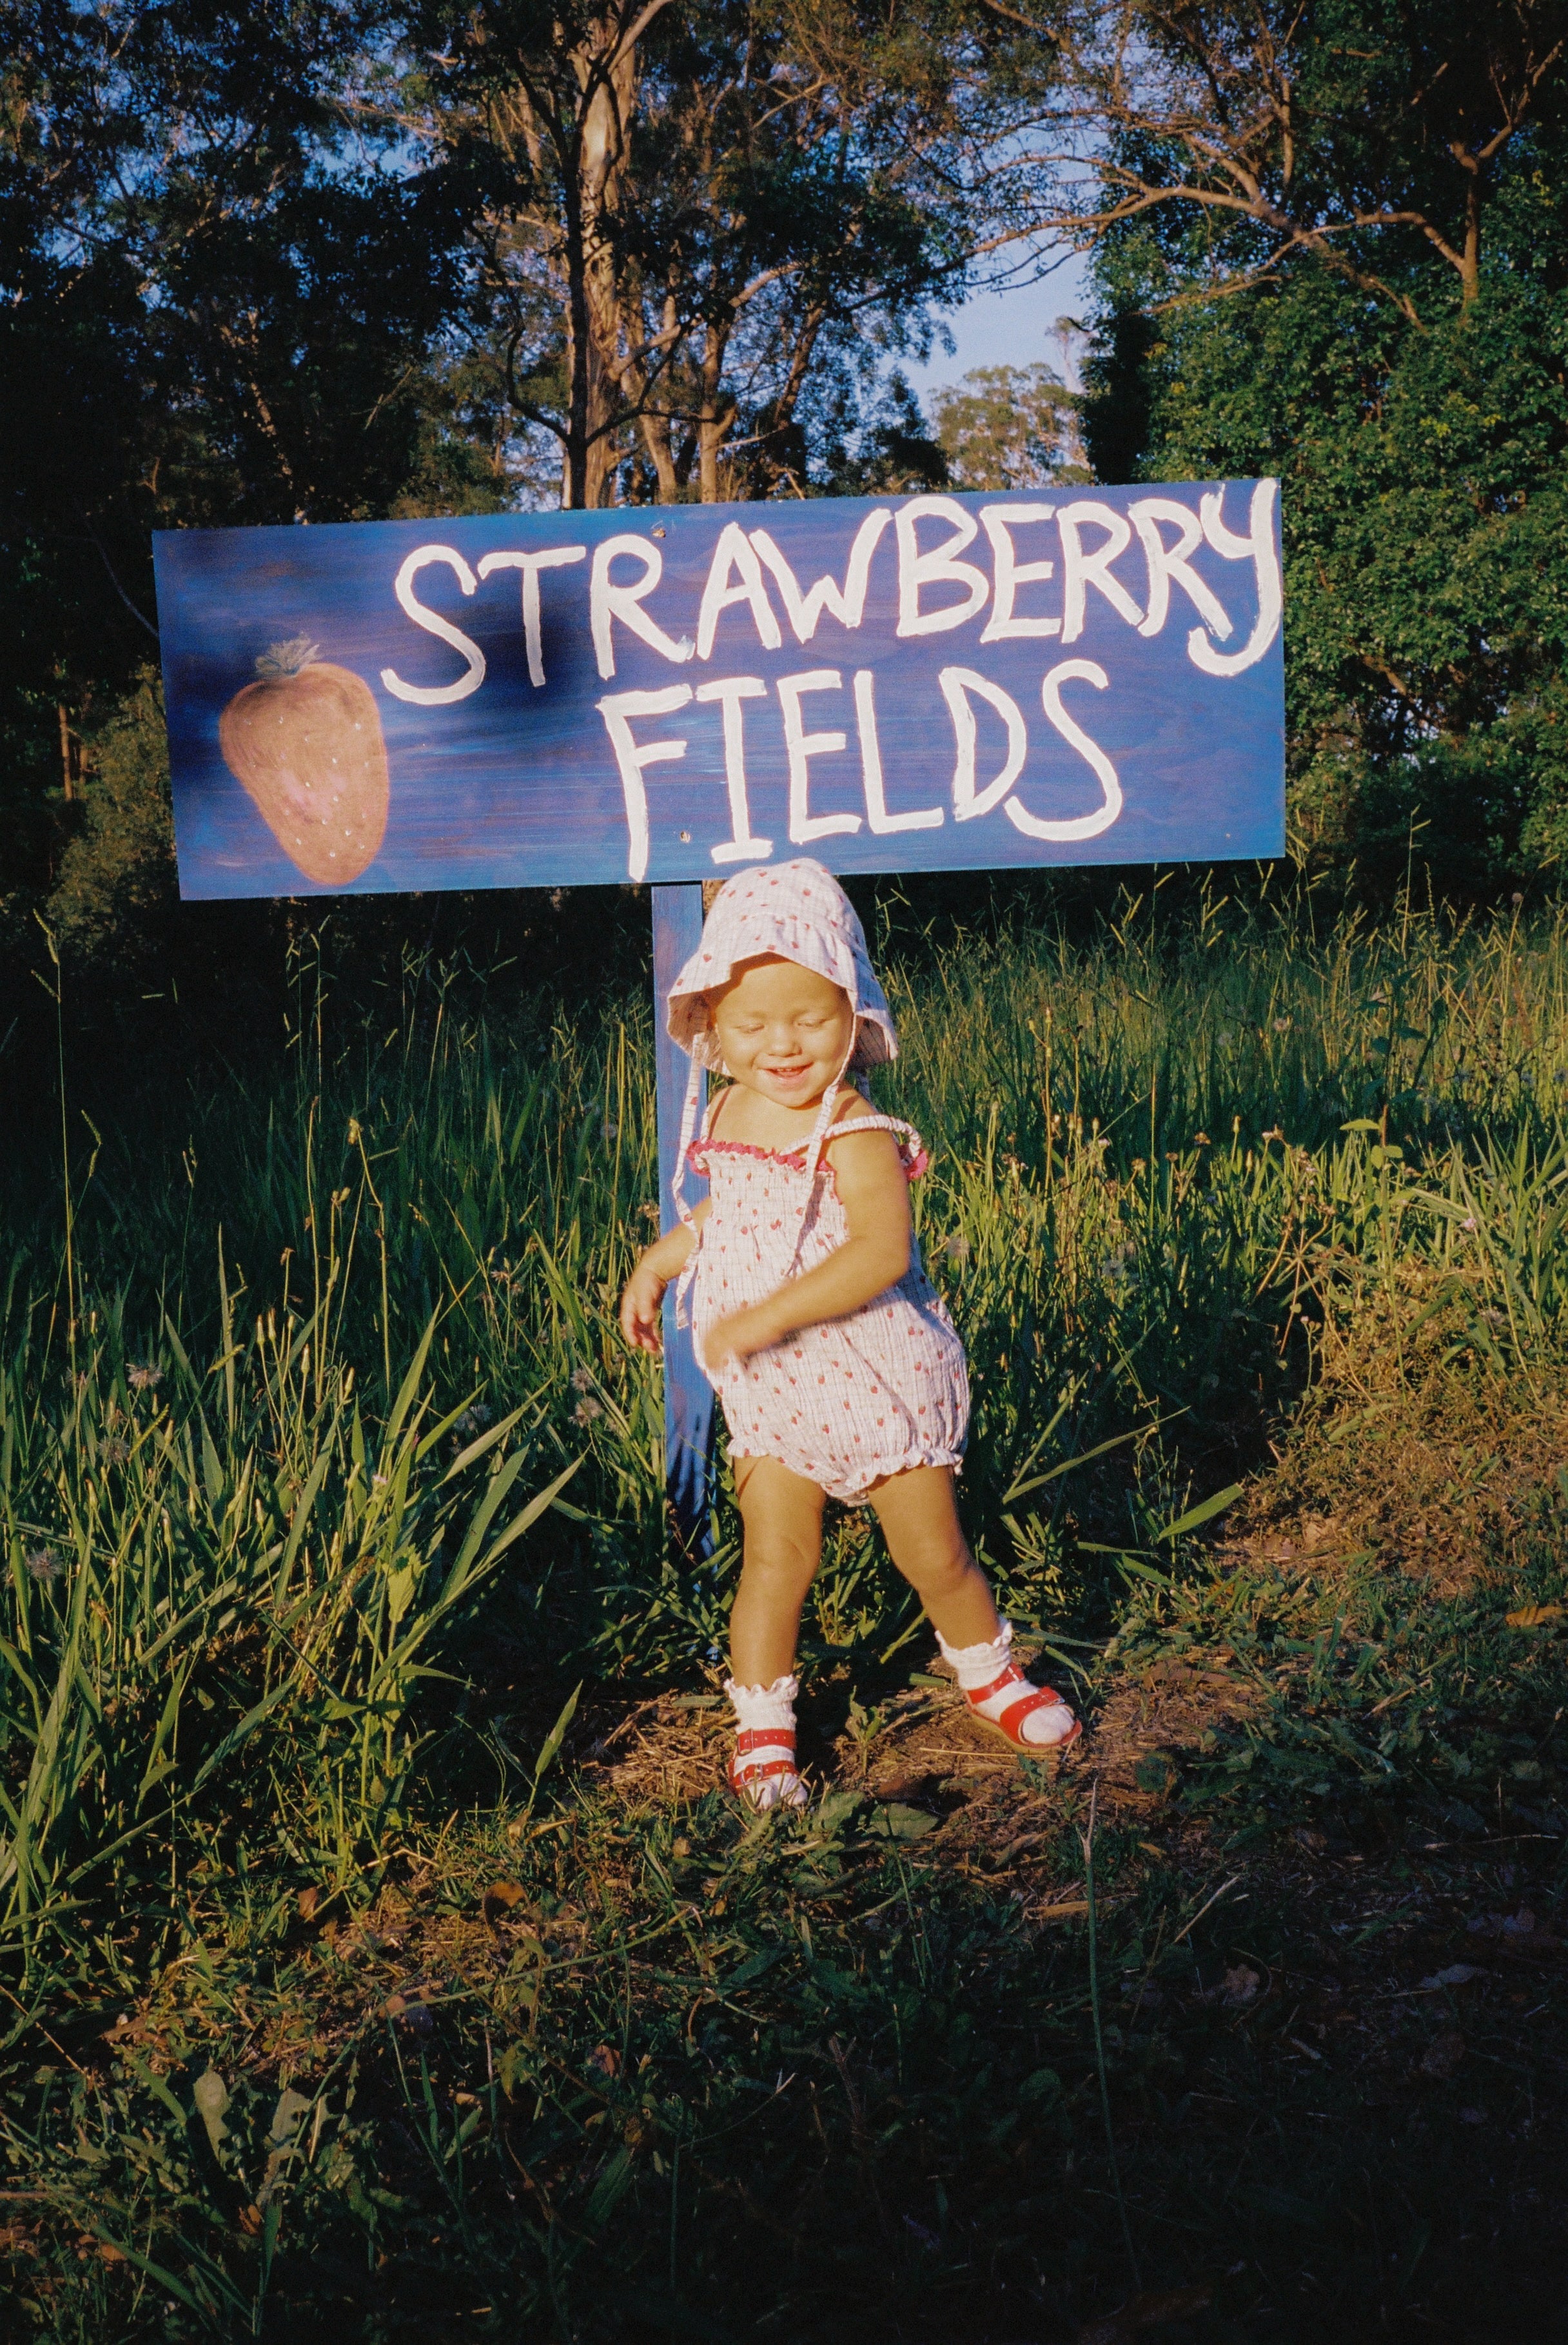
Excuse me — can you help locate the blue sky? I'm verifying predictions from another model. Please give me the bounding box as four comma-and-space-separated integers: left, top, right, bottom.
901, 246, 1093, 399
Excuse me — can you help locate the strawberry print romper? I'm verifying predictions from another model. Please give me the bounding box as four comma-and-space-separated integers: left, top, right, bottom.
685, 1092, 970, 1502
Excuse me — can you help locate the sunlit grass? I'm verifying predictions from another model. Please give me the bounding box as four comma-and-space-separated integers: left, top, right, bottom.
4, 889, 1568, 2335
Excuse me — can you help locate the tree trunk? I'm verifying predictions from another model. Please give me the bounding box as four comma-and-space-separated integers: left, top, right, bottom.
574, 12, 639, 507
1459, 164, 1482, 308
698, 321, 730, 503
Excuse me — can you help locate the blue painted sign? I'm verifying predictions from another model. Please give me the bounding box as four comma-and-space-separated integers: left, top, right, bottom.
153, 483, 1284, 900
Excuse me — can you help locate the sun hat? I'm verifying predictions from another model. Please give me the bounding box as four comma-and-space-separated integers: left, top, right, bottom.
665, 859, 898, 1243
666, 858, 897, 1073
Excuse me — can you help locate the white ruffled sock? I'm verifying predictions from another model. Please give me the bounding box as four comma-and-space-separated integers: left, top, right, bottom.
724, 1674, 806, 1808
936, 1621, 1077, 1748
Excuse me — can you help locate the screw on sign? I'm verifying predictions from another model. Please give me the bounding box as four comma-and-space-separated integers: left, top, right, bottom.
218, 637, 389, 886
155, 486, 1286, 1550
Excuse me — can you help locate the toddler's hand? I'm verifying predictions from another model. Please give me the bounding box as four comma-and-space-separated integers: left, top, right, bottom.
702, 1309, 770, 1373
619, 1261, 667, 1355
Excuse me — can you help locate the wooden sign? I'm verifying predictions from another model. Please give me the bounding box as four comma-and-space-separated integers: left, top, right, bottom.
154, 484, 1282, 900
153, 483, 1284, 1549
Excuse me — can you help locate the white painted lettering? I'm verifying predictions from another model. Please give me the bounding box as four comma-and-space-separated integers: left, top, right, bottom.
1128, 499, 1232, 644
591, 535, 694, 680
939, 668, 1028, 822
979, 505, 1061, 642
596, 684, 694, 881
777, 670, 861, 844
1005, 659, 1121, 841
749, 511, 891, 642
1057, 502, 1144, 643
853, 671, 943, 833
1187, 480, 1282, 677
896, 497, 990, 638
695, 524, 783, 660
694, 677, 773, 863
381, 546, 486, 706
476, 545, 587, 688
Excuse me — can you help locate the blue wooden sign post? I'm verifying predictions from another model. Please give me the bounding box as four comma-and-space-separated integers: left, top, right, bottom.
651, 878, 714, 1548
153, 482, 1285, 1551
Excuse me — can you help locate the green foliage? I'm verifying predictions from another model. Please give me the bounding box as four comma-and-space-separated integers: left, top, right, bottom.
40, 675, 179, 984
1081, 20, 1568, 895
928, 357, 1089, 491
0, 1255, 577, 1974
0, 1, 505, 935
3, 894, 1568, 1922
2, 900, 1568, 2331
406, 0, 976, 506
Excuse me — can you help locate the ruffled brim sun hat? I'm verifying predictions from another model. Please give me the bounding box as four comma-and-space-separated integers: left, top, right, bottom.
665, 859, 899, 1237
667, 858, 897, 1073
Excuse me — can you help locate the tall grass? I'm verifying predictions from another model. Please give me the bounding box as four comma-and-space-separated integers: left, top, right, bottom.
3, 891, 1568, 1966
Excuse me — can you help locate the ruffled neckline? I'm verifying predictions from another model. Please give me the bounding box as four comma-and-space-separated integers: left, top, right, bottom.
687, 1131, 928, 1181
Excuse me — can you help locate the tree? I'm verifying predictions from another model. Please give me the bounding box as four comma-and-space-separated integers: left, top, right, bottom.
406, 0, 987, 505
972, 0, 1567, 322
934, 0, 1568, 889
0, 2, 482, 928
1079, 99, 1568, 892
928, 335, 1088, 488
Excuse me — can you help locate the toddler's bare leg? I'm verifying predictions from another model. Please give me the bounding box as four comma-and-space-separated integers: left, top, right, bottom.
730, 1456, 827, 1684
869, 1465, 999, 1647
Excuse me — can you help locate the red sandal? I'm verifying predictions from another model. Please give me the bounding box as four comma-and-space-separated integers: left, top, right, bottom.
729, 1728, 808, 1812
963, 1659, 1082, 1756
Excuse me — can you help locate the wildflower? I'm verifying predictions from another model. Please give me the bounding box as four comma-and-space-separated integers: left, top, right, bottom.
1193, 1132, 1211, 1147
127, 1362, 162, 1392
25, 1548, 63, 1582
941, 1234, 971, 1264
101, 1438, 130, 1467
572, 1396, 604, 1425
1217, 1031, 1233, 1047
453, 1403, 493, 1439
1512, 891, 1525, 908
604, 1120, 619, 1140
1460, 1216, 1477, 1232
570, 1366, 596, 1392
640, 1200, 661, 1226
1273, 1017, 1291, 1034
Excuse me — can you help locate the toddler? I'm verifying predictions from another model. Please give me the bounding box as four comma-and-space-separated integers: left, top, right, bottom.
619, 860, 1080, 1808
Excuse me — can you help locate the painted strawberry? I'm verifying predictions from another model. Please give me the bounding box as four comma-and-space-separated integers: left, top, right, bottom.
218, 637, 389, 886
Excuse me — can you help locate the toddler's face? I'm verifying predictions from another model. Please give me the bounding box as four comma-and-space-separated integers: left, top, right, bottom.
707, 955, 856, 1109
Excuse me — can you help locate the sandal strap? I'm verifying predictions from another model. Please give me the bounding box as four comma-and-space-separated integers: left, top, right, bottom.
730, 1756, 801, 1785
992, 1686, 1072, 1743
966, 1660, 1066, 1710
734, 1727, 796, 1757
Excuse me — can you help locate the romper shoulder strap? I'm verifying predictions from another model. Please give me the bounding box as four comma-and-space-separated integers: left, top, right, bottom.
821, 1107, 929, 1178
822, 1109, 918, 1143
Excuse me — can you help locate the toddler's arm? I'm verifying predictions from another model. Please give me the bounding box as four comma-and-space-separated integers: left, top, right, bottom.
619, 1207, 707, 1355
703, 1116, 910, 1371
